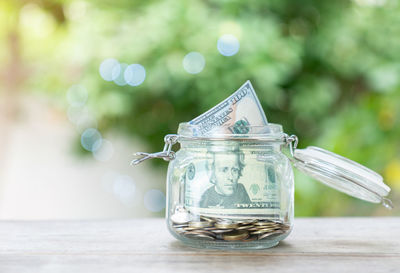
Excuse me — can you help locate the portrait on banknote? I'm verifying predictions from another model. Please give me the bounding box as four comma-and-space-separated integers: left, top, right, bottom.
199, 148, 251, 208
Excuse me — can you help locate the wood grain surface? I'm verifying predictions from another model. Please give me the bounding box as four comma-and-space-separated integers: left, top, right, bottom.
0, 217, 399, 273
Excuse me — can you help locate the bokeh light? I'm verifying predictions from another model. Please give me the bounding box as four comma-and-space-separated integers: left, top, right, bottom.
113, 175, 136, 207
99, 58, 120, 81
67, 105, 88, 124
19, 3, 56, 38
66, 84, 88, 107
143, 189, 166, 212
64, 1, 88, 21
76, 112, 97, 133
182, 52, 205, 74
217, 34, 240, 56
80, 128, 102, 152
124, 64, 146, 86
367, 65, 399, 92
92, 139, 114, 162
67, 106, 98, 133
101, 170, 119, 193
113, 63, 128, 86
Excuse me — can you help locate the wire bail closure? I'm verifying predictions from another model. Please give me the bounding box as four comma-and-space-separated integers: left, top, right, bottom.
284, 134, 298, 157
130, 134, 179, 165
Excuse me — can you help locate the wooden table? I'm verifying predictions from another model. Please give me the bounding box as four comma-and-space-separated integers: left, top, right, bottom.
1, 218, 399, 272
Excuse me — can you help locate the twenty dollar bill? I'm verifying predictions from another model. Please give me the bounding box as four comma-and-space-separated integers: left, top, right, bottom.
189, 80, 268, 136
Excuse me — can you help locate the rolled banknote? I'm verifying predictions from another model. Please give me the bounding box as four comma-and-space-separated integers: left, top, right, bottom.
189, 80, 268, 136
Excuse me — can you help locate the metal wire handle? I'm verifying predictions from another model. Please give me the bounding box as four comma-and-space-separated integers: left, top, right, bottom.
130, 134, 179, 165
284, 134, 298, 157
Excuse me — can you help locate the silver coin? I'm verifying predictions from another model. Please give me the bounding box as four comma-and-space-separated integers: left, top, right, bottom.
215, 222, 239, 229
174, 227, 186, 233
210, 229, 234, 234
189, 221, 213, 228
172, 224, 189, 228
170, 211, 191, 224
258, 230, 285, 240
184, 227, 202, 231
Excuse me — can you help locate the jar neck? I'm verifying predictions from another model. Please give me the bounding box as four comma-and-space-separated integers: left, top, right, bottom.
179, 139, 284, 152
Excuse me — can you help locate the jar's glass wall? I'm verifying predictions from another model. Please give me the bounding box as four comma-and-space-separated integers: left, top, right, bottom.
166, 140, 294, 249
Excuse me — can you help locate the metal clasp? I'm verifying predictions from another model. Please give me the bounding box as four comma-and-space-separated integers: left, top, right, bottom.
130, 134, 179, 165
284, 134, 298, 157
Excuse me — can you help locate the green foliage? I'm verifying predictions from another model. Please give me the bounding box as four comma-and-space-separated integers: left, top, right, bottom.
2, 0, 400, 216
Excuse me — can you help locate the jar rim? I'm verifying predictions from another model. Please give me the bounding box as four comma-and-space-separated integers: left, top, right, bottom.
177, 122, 285, 141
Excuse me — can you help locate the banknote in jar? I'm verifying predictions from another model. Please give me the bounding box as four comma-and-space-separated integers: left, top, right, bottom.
189, 80, 268, 136
183, 144, 284, 218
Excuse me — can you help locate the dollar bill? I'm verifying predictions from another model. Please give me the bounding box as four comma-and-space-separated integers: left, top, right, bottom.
180, 145, 292, 218
188, 80, 268, 136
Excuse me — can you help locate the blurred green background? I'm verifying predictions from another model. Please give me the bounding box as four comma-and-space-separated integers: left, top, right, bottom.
0, 0, 399, 218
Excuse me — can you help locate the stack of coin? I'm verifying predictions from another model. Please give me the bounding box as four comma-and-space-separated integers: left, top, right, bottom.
170, 214, 290, 242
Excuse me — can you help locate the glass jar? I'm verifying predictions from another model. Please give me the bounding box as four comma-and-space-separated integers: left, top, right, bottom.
132, 122, 392, 250
167, 123, 293, 249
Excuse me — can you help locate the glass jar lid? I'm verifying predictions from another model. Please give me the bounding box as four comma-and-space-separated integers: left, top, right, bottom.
292, 146, 393, 209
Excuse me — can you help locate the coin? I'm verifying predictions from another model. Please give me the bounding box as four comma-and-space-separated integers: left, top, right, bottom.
236, 225, 254, 230
241, 235, 258, 242
247, 227, 262, 231
215, 222, 239, 229
236, 220, 257, 225
189, 221, 213, 228
184, 227, 202, 231
203, 227, 218, 231
254, 222, 277, 227
174, 227, 186, 233
254, 220, 272, 224
250, 229, 275, 235
172, 224, 189, 228
211, 229, 234, 234
185, 230, 216, 237
200, 216, 216, 222
222, 230, 249, 241
258, 230, 284, 240
171, 207, 191, 224
173, 214, 289, 242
